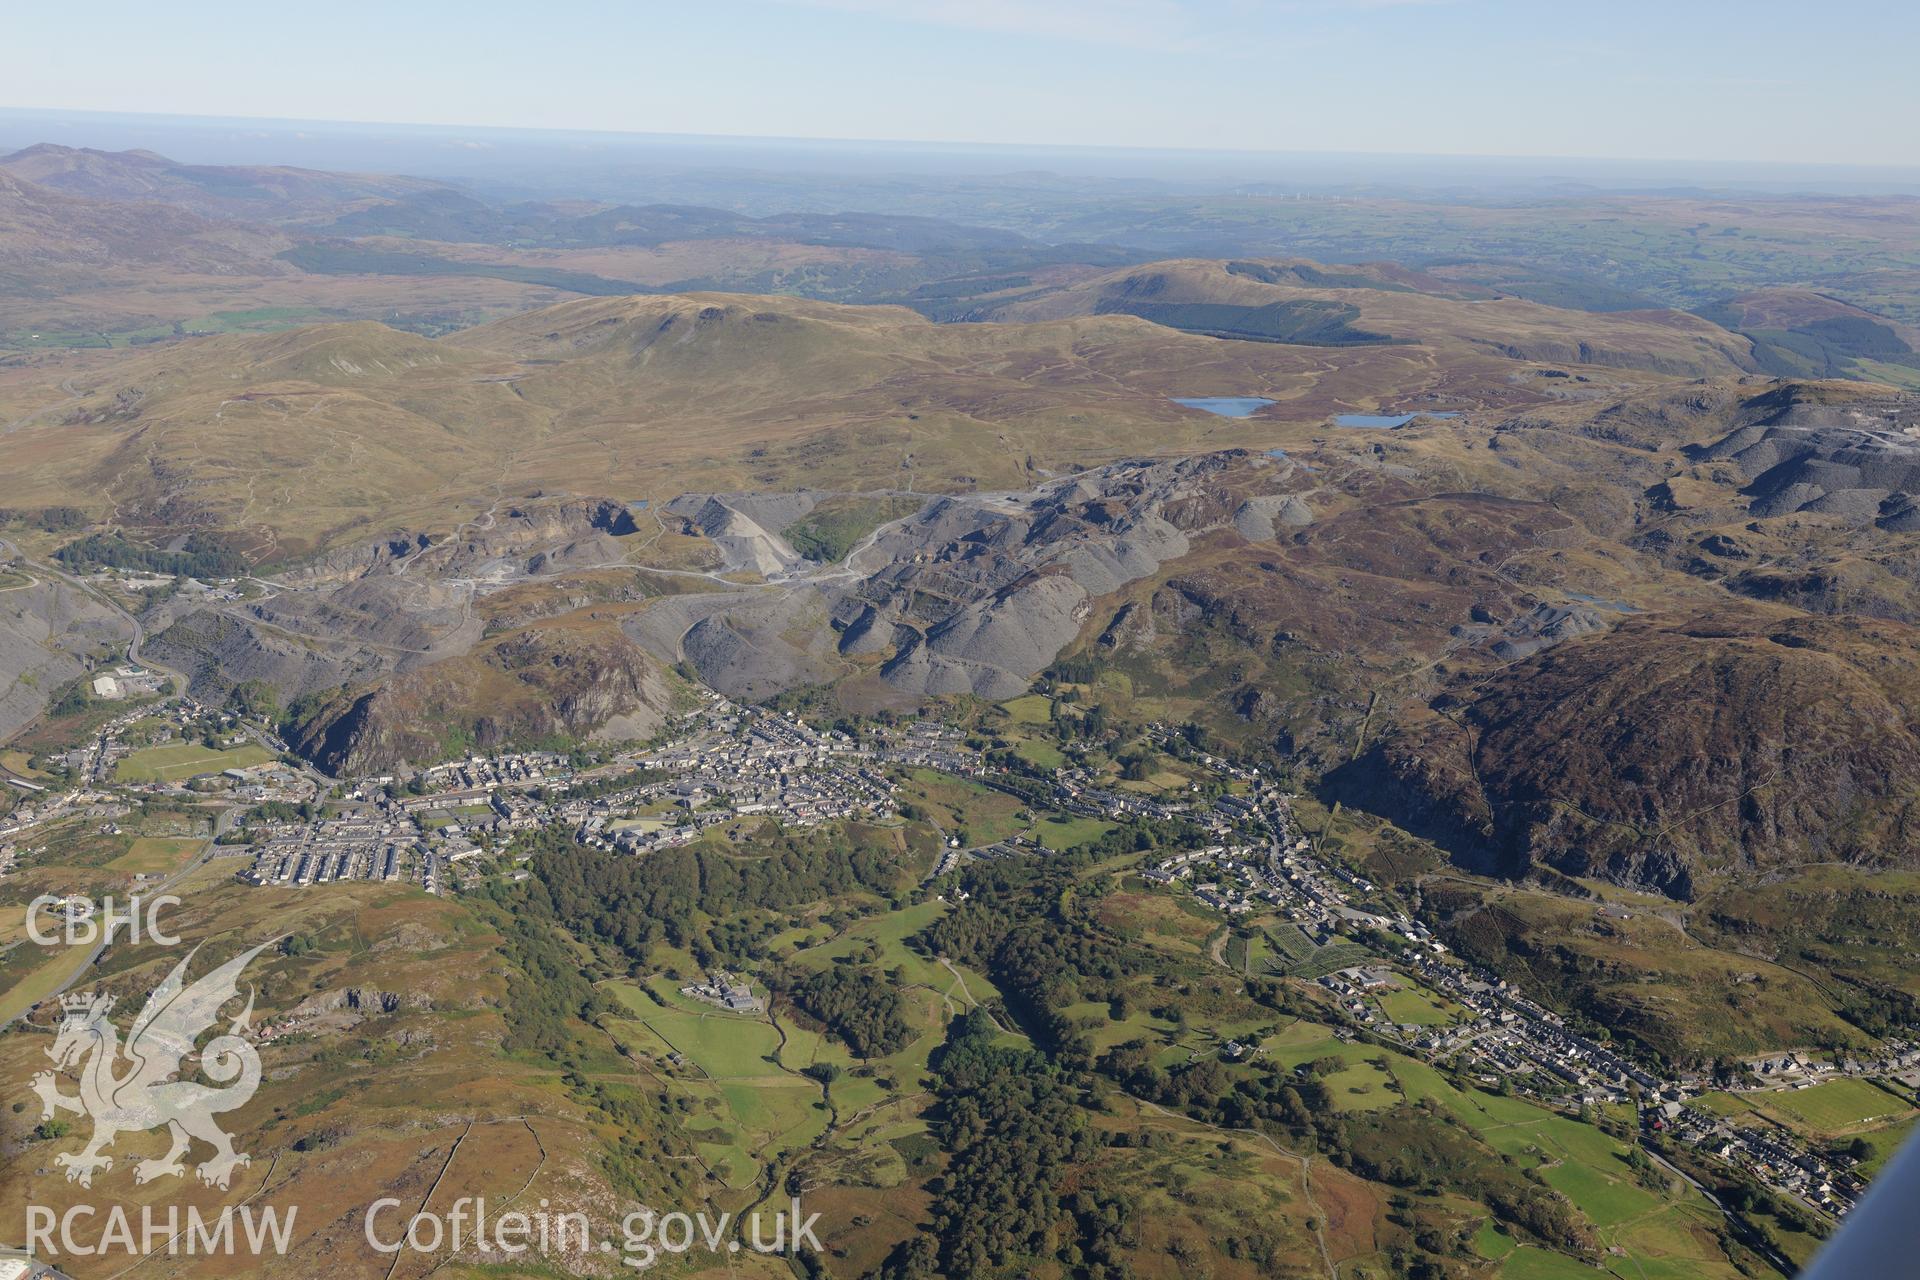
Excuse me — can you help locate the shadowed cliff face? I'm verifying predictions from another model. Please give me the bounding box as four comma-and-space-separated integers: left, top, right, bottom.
286, 618, 675, 776
1343, 611, 1920, 897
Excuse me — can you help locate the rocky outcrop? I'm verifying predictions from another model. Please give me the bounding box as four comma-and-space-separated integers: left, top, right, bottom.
1483, 602, 1609, 661
146, 604, 389, 711
1232, 495, 1315, 540
832, 452, 1266, 696
676, 589, 841, 701
147, 570, 478, 715
641, 452, 1300, 701
288, 622, 674, 775
149, 493, 651, 740
292, 987, 429, 1018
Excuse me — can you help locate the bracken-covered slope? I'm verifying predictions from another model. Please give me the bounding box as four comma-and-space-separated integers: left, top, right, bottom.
1349, 611, 1920, 896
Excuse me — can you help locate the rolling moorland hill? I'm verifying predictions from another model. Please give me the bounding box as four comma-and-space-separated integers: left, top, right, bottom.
936, 374, 1920, 902
9, 140, 1920, 403
288, 198, 1140, 313
321, 189, 1049, 253
1698, 287, 1920, 384
978, 185, 1920, 325
1488, 378, 1920, 619
0, 142, 452, 222
0, 168, 287, 282
1252, 378, 1920, 899
0, 171, 585, 348
0, 145, 1145, 349
0, 150, 1045, 348
0, 273, 1742, 559
984, 258, 1762, 378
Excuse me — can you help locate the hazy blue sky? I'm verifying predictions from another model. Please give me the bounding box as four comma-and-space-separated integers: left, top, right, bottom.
7, 0, 1917, 166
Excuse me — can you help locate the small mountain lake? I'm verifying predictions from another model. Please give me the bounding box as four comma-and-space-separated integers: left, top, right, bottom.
1334, 411, 1461, 428
1172, 396, 1275, 418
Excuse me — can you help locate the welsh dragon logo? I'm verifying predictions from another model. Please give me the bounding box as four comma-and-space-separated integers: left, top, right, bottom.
32, 939, 277, 1190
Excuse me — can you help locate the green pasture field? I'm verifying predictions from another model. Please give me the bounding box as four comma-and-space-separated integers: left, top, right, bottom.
105, 836, 206, 874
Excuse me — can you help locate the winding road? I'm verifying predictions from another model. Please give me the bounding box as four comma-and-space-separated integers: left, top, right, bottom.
0, 537, 186, 691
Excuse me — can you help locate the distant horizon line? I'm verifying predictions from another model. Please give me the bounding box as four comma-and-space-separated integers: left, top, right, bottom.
5, 103, 1920, 180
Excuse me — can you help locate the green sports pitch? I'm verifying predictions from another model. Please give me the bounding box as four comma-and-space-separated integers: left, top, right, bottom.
115, 742, 276, 783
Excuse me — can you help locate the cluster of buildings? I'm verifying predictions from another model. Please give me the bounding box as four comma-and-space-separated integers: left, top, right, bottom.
40, 705, 157, 783
965, 832, 1047, 861
46, 698, 275, 792
1396, 954, 1660, 1097
680, 970, 764, 1014
1142, 845, 1262, 913
1142, 789, 1445, 966
875, 721, 978, 774
86, 664, 165, 702
1732, 1047, 1920, 1090
243, 834, 432, 891
232, 699, 896, 886
1654, 1100, 1865, 1215
10, 666, 1914, 1232
239, 809, 447, 893
212, 761, 312, 804
575, 707, 895, 853
0, 787, 129, 866
355, 751, 572, 800
77, 568, 251, 605
1125, 750, 1897, 1228
1050, 768, 1191, 824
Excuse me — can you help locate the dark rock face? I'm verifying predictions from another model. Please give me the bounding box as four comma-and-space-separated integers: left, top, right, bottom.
146, 492, 662, 771
1347, 612, 1920, 897
288, 625, 671, 775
